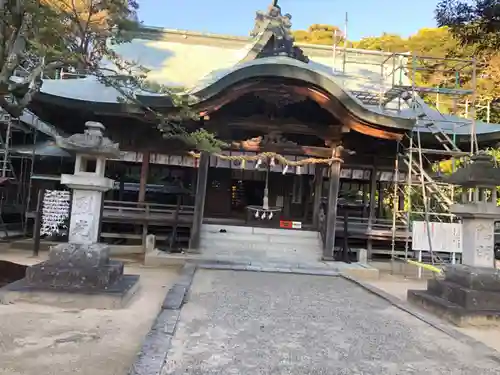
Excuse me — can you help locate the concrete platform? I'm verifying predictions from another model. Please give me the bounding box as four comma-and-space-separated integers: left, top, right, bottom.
0, 274, 140, 309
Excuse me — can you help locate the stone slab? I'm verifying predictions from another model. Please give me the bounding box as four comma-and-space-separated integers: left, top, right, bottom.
444, 265, 500, 292
144, 252, 378, 278
161, 284, 187, 310
25, 260, 124, 290
427, 278, 500, 311
128, 325, 173, 375
408, 289, 500, 327
48, 242, 110, 268
152, 309, 181, 335
128, 264, 196, 375
0, 274, 140, 309
175, 263, 197, 288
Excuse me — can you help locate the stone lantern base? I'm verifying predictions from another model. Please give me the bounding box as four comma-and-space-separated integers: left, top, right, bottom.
0, 243, 140, 309
408, 264, 500, 327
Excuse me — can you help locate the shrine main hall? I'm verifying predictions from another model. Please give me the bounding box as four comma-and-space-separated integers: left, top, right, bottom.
5, 1, 497, 262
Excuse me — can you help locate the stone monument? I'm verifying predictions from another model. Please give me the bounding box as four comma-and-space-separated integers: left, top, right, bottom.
408, 152, 500, 326
0, 122, 140, 309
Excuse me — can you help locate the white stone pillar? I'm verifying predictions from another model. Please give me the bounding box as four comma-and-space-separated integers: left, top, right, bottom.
461, 217, 495, 268
450, 203, 500, 269
61, 154, 114, 245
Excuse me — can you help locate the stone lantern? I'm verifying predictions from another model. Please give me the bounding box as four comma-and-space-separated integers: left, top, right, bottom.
445, 152, 500, 268
408, 152, 500, 326
0, 122, 140, 309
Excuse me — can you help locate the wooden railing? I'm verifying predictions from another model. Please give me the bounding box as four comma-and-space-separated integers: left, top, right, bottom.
102, 200, 195, 224
318, 209, 408, 248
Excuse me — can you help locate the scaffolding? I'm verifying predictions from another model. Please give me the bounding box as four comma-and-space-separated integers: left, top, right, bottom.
389, 53, 476, 266
330, 45, 477, 266
0, 109, 37, 235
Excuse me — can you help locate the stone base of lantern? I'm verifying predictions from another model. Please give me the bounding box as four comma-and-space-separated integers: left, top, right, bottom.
408, 265, 500, 327
0, 243, 140, 309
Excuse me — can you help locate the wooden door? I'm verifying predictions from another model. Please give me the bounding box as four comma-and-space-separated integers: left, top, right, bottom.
204, 168, 232, 217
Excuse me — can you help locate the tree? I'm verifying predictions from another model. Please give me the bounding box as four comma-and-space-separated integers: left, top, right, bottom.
354, 33, 407, 52
435, 1, 500, 122
0, 0, 225, 151
293, 24, 344, 45
42, 0, 139, 70
0, 0, 139, 118
436, 0, 500, 51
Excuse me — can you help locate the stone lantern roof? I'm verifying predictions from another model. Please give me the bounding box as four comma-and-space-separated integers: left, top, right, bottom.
443, 151, 500, 188
55, 121, 121, 158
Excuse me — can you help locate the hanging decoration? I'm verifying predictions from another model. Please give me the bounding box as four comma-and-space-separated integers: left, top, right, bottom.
188, 151, 343, 167
188, 151, 343, 221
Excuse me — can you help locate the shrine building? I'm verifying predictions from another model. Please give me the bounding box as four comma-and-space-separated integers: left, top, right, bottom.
4, 1, 500, 261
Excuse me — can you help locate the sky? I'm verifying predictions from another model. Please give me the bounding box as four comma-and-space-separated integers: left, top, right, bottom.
138, 0, 440, 41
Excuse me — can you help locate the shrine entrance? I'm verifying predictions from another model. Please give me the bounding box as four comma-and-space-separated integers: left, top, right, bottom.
204, 163, 314, 227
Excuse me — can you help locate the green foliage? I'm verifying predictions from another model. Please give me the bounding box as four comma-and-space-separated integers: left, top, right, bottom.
354, 33, 407, 52
0, 0, 222, 153
292, 23, 500, 123
293, 24, 344, 45
436, 0, 500, 52
163, 128, 228, 153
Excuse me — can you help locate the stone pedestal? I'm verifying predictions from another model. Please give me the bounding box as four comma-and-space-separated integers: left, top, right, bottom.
408, 265, 500, 326
0, 122, 140, 309
408, 203, 500, 326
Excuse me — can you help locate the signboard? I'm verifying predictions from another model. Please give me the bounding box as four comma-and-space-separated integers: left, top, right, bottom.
279, 220, 302, 229
352, 169, 364, 180
41, 189, 71, 237
412, 221, 462, 253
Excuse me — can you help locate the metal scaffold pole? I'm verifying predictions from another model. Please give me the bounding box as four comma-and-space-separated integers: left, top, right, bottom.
390, 142, 400, 274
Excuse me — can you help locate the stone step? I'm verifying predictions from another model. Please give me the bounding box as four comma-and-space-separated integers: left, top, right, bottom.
200, 232, 321, 245
197, 248, 322, 264
200, 238, 322, 253
201, 224, 319, 239
427, 278, 500, 311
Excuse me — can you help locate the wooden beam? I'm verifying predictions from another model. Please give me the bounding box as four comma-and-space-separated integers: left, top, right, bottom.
196, 81, 406, 141
216, 117, 342, 138
230, 139, 332, 157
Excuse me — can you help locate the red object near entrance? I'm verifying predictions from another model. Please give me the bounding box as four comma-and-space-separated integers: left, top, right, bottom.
279, 220, 292, 229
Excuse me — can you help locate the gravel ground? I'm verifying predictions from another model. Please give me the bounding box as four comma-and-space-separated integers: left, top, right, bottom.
0, 262, 179, 375
163, 270, 500, 375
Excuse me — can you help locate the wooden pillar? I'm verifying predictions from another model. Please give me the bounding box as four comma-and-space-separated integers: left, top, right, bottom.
367, 167, 378, 257
367, 167, 378, 229
138, 151, 150, 203
377, 182, 384, 218
312, 165, 324, 229
189, 151, 209, 251
323, 148, 342, 260
118, 179, 125, 201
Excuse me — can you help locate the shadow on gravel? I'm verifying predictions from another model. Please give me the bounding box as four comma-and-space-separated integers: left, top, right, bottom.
0, 260, 27, 287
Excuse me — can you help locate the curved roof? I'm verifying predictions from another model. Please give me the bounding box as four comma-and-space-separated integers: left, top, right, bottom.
25, 3, 500, 142
182, 57, 414, 131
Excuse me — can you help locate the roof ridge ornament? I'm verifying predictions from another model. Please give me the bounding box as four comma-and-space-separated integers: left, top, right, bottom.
250, 0, 309, 63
